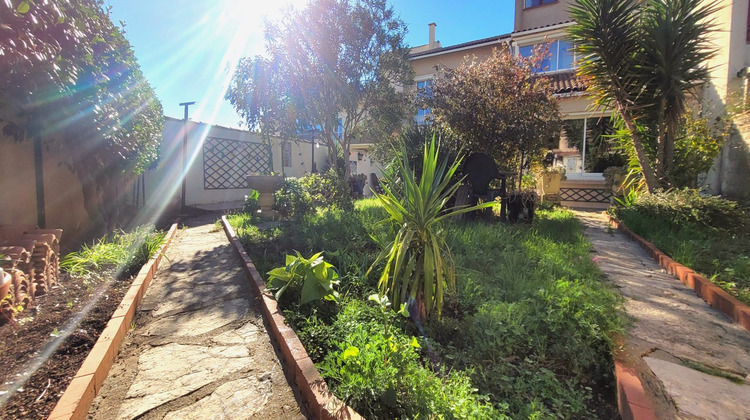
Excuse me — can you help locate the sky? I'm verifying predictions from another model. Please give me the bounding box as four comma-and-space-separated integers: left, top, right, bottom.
107, 1, 516, 129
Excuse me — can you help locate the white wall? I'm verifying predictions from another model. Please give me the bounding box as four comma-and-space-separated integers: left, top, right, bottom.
138, 118, 329, 214
349, 144, 383, 197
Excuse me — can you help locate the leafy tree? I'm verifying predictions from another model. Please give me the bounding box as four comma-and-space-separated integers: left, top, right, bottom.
0, 0, 164, 230
226, 0, 414, 178
568, 0, 718, 191
428, 46, 562, 190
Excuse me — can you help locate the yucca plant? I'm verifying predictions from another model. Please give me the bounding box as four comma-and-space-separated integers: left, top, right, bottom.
370, 136, 493, 320
568, 0, 718, 191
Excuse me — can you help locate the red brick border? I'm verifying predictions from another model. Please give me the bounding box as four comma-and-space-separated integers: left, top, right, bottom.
609, 216, 750, 332
48, 222, 179, 420
614, 360, 658, 420
221, 216, 363, 420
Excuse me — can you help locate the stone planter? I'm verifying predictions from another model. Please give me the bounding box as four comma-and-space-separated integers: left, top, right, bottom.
247, 175, 284, 216
540, 172, 563, 195
538, 171, 563, 205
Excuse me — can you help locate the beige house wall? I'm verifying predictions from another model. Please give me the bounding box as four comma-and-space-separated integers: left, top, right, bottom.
701, 0, 750, 198
411, 42, 508, 79
514, 0, 575, 32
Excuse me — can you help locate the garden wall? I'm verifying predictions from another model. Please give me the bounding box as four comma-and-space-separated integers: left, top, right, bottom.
137, 118, 329, 214
0, 134, 130, 247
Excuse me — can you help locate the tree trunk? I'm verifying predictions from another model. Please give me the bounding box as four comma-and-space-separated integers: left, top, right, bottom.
663, 121, 677, 189
72, 160, 105, 236
344, 142, 351, 180
617, 105, 659, 192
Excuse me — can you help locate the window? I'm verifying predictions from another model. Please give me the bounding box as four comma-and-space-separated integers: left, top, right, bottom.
519, 40, 575, 73
525, 0, 556, 8
334, 118, 343, 140
415, 79, 432, 125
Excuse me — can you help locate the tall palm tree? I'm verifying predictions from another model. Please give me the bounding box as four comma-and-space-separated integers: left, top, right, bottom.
568, 0, 718, 191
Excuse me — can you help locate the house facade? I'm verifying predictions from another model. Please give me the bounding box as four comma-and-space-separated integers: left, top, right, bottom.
401, 0, 750, 202
408, 0, 613, 207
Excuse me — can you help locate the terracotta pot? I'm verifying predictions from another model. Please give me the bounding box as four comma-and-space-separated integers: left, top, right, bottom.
246, 175, 284, 193
0, 269, 11, 300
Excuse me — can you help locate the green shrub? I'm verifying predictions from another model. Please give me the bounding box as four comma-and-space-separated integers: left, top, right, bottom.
232, 202, 624, 418
610, 189, 750, 305
242, 189, 260, 215
319, 300, 499, 420
299, 169, 353, 210
273, 178, 313, 220
372, 136, 492, 320
60, 226, 166, 279
610, 189, 749, 231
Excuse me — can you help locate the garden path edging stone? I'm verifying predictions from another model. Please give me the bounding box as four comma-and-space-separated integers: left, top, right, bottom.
608, 215, 750, 332
47, 222, 179, 420
221, 216, 364, 420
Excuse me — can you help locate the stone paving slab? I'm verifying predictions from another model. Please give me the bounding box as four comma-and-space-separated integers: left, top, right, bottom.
143, 297, 249, 337
574, 210, 750, 419
644, 357, 750, 420
89, 215, 305, 420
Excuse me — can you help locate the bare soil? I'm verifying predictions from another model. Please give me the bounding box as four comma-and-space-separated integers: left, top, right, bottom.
0, 272, 131, 419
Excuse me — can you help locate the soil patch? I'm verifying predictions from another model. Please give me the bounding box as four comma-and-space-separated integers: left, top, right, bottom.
0, 272, 131, 419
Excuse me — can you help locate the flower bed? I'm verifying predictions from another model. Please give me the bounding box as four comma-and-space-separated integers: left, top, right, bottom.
229, 200, 624, 419
609, 190, 750, 306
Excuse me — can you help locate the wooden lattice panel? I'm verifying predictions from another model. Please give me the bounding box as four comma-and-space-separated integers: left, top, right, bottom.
560, 187, 611, 203
203, 137, 271, 190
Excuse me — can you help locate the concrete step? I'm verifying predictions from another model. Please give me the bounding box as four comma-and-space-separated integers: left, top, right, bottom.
561, 200, 610, 210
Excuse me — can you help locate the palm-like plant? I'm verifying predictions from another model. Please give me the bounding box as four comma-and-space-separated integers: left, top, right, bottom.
568, 0, 718, 191
370, 136, 492, 320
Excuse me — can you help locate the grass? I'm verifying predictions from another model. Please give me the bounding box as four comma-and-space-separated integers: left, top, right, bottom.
611, 207, 750, 306
60, 225, 167, 279
229, 199, 623, 419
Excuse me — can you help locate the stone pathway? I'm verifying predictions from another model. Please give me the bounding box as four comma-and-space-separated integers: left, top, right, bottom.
89, 215, 305, 419
574, 210, 750, 420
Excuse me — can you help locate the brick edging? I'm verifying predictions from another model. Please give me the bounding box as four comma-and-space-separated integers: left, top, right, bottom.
608, 215, 750, 332
614, 359, 658, 420
220, 216, 363, 420
48, 222, 180, 420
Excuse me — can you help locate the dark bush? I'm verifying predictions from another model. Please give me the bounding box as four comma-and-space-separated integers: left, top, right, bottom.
273, 178, 313, 220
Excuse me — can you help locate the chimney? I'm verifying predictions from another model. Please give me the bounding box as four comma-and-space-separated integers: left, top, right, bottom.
428, 23, 437, 49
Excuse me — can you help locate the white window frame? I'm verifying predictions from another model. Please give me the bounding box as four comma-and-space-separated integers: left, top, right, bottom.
517, 39, 576, 74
